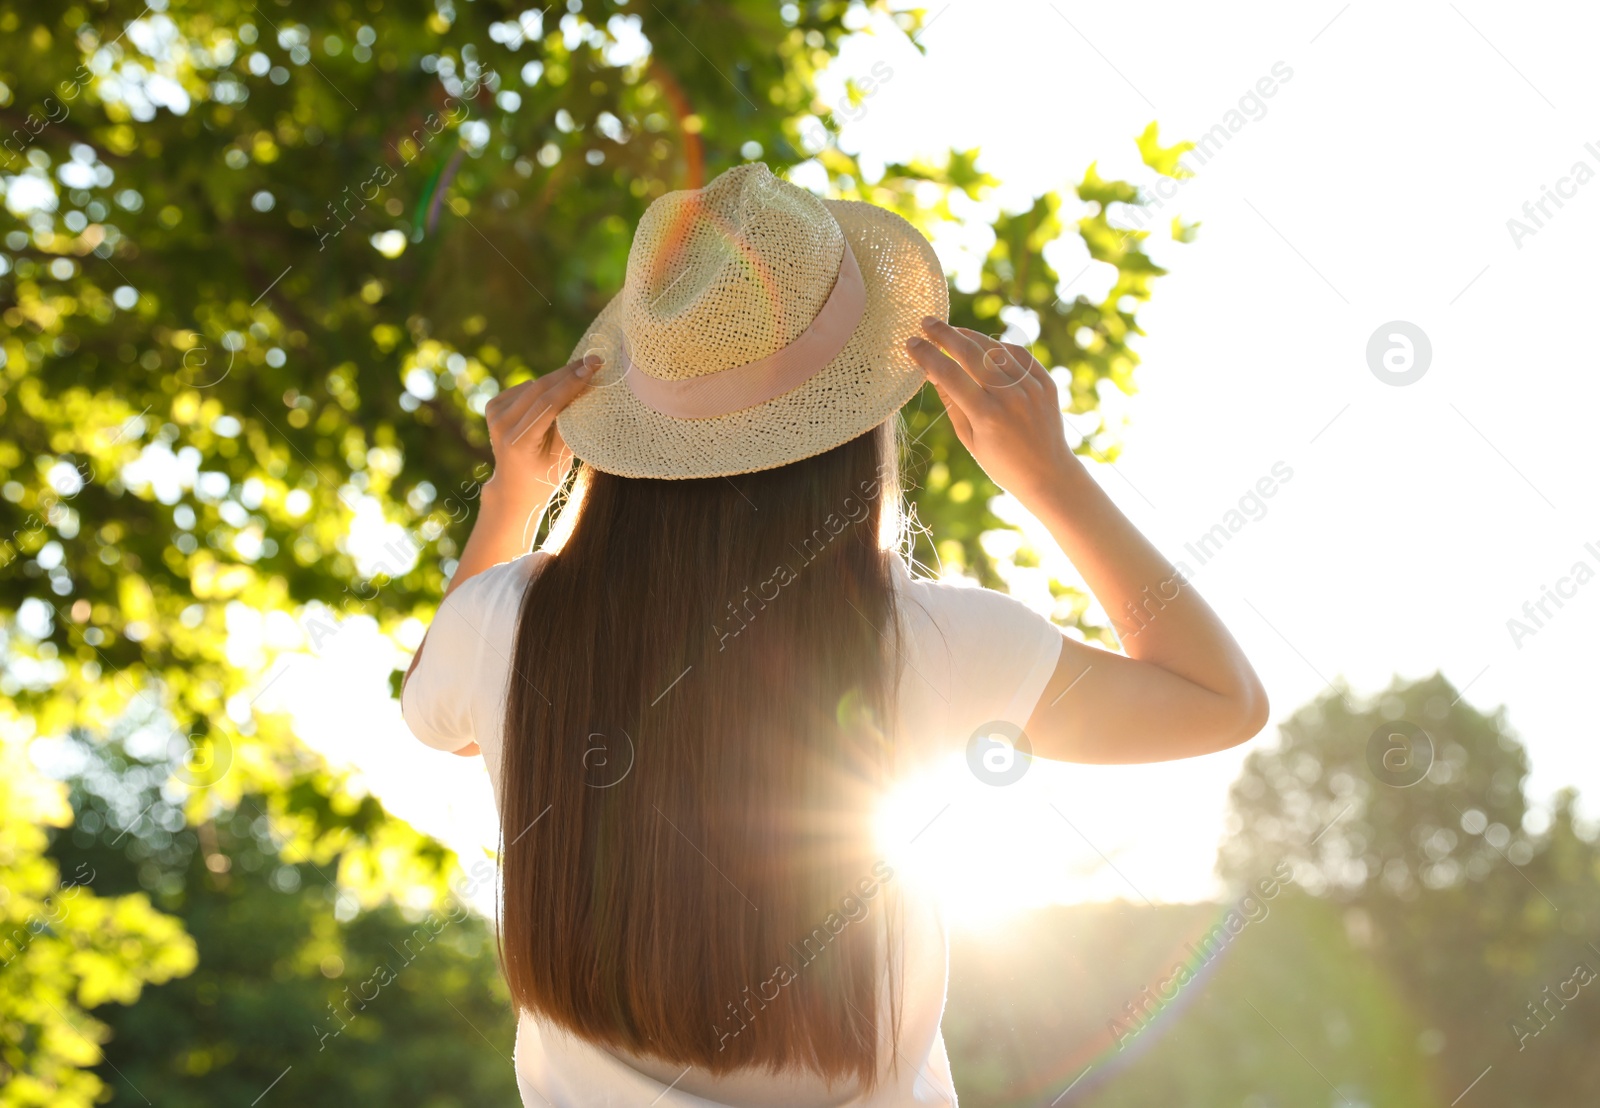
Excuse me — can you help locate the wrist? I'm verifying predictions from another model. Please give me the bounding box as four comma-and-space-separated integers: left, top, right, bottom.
480, 470, 552, 515
1008, 447, 1091, 515
462, 479, 547, 569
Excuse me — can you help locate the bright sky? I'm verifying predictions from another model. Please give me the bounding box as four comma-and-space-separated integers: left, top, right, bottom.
267, 0, 1600, 928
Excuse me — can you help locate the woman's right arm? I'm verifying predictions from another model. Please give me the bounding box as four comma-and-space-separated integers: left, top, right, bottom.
906, 319, 1269, 765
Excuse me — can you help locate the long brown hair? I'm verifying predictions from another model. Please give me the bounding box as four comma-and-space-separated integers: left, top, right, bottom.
499, 418, 905, 1089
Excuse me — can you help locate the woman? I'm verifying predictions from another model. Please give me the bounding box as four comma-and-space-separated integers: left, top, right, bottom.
402, 164, 1268, 1106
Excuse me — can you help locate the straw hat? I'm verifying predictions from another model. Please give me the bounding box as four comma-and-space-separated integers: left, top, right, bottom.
555, 163, 948, 479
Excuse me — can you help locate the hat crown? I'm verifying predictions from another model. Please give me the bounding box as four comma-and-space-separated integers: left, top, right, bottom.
618, 164, 846, 382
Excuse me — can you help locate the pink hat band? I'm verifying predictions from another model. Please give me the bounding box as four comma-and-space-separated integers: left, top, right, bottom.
621, 241, 867, 421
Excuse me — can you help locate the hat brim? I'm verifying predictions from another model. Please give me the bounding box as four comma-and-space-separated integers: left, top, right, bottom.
554, 199, 948, 480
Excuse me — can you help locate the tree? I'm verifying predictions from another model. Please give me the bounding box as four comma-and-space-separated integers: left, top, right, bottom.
1219, 674, 1600, 1107
0, 737, 195, 1108
2, 0, 1194, 1092
41, 730, 518, 1107
943, 898, 1433, 1108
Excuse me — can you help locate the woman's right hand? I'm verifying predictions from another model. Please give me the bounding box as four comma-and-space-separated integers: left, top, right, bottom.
905, 318, 1081, 506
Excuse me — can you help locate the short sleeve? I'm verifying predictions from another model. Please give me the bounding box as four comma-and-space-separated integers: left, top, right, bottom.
892, 558, 1064, 757
401, 553, 546, 752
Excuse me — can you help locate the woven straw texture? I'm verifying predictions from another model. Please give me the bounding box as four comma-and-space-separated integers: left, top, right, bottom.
556, 164, 948, 479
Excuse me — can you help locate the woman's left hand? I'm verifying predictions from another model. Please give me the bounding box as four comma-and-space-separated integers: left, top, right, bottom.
481, 353, 601, 504
403, 352, 603, 739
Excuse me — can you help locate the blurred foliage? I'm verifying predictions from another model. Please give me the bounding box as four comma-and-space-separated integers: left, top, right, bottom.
946, 895, 1433, 1107
1213, 674, 1600, 1107
0, 0, 1191, 1095
40, 732, 517, 1106
0, 736, 195, 1107
939, 677, 1600, 1107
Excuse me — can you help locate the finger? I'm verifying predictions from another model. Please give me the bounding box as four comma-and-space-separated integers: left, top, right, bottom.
484, 379, 535, 427
1000, 342, 1052, 390
490, 356, 595, 428
906, 334, 987, 411
506, 363, 596, 449
994, 341, 1046, 387
956, 327, 1030, 388
921, 318, 1005, 386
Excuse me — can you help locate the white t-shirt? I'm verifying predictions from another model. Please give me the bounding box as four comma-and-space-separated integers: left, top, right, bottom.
403, 551, 1063, 1108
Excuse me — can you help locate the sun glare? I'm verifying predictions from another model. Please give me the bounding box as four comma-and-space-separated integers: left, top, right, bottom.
875, 752, 1145, 931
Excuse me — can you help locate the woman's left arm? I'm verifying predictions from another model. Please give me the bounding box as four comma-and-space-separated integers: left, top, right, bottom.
405, 354, 599, 754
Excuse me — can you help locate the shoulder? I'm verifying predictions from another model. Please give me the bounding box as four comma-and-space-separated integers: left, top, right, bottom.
443, 551, 549, 631
401, 552, 550, 753
890, 554, 1055, 636
888, 554, 1064, 742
